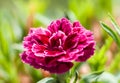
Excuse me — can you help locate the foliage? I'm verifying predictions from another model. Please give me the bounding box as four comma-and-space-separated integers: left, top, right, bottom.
101, 14, 120, 47
0, 0, 120, 83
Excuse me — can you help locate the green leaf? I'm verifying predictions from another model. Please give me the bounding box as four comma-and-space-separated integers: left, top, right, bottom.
80, 71, 104, 83
100, 22, 120, 46
116, 72, 120, 82
70, 62, 83, 77
37, 77, 56, 83
73, 71, 80, 83
108, 13, 120, 35
88, 37, 112, 71
109, 52, 120, 73
97, 72, 118, 83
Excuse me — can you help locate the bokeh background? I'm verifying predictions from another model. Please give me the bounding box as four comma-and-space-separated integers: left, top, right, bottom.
0, 0, 120, 83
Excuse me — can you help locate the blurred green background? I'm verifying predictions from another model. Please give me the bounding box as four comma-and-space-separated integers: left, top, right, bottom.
0, 0, 120, 83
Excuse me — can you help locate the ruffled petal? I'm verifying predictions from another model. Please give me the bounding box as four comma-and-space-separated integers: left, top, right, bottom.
64, 33, 79, 49
20, 18, 95, 74
32, 44, 46, 57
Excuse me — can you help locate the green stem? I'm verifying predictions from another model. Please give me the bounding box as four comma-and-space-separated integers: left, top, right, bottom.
56, 72, 69, 83
73, 71, 79, 83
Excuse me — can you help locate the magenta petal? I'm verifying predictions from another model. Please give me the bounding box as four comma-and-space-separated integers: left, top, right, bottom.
20, 18, 95, 74
20, 51, 35, 65
49, 31, 66, 47
73, 21, 81, 27
45, 62, 73, 74
33, 28, 51, 44
61, 23, 72, 35
55, 62, 73, 74
34, 28, 51, 36
64, 33, 79, 49
20, 51, 29, 63
48, 20, 61, 33
44, 50, 66, 57
58, 49, 83, 62
76, 42, 95, 61
32, 44, 46, 57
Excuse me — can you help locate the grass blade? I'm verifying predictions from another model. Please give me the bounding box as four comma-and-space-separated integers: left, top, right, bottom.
108, 13, 120, 35
100, 22, 120, 46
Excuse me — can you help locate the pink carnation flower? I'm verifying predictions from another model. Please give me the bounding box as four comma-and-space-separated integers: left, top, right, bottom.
20, 18, 95, 74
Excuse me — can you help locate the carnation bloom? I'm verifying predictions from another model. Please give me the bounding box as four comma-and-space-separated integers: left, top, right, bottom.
20, 18, 95, 74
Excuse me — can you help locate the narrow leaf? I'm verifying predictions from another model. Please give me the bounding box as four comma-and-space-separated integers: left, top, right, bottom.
37, 77, 56, 83
100, 22, 120, 46
97, 72, 118, 83
80, 71, 104, 83
108, 13, 120, 35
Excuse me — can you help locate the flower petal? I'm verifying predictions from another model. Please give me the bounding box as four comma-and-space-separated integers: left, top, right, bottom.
49, 31, 66, 48
76, 42, 95, 61
64, 33, 79, 49
44, 50, 66, 57
32, 44, 46, 57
